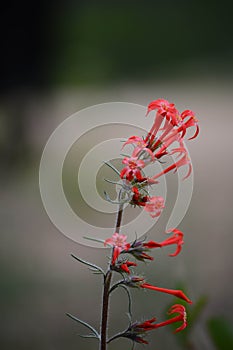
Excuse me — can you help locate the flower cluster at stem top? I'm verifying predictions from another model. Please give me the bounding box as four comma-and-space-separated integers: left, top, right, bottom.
114, 98, 199, 218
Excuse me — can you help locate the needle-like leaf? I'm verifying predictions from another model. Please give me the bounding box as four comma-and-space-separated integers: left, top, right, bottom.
71, 254, 104, 275
66, 313, 100, 339
103, 161, 121, 175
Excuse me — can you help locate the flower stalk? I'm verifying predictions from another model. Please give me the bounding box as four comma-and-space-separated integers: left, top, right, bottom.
67, 98, 200, 349
100, 202, 125, 350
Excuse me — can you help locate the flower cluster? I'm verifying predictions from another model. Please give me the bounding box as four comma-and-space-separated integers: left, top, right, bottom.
119, 98, 198, 217
105, 229, 184, 265
67, 98, 199, 349
124, 304, 187, 344
104, 232, 191, 344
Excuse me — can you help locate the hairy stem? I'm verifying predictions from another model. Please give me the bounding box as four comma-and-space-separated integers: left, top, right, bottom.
115, 202, 124, 233
99, 202, 124, 350
100, 271, 112, 350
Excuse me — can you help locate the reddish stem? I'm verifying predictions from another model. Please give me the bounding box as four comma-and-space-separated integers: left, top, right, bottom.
99, 203, 124, 350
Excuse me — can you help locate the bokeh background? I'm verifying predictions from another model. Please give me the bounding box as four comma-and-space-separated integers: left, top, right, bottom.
1, 1, 233, 349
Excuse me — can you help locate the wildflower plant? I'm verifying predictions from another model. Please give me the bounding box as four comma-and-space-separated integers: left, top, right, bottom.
67, 99, 199, 349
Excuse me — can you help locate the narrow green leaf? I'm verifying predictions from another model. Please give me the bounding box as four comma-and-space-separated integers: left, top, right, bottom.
71, 254, 104, 275
83, 236, 105, 244
66, 313, 100, 339
103, 161, 121, 176
79, 334, 99, 339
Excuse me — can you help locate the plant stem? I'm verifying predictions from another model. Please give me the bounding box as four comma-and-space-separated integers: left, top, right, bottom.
99, 202, 124, 350
100, 270, 112, 350
115, 202, 124, 233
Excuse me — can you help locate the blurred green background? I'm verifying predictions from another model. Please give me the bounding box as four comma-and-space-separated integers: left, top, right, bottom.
1, 1, 233, 349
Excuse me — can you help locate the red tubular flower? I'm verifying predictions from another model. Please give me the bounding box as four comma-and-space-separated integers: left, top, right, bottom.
140, 230, 184, 256
134, 336, 149, 344
144, 196, 165, 218
169, 109, 199, 140
140, 283, 192, 304
120, 156, 145, 181
104, 233, 130, 265
154, 304, 187, 333
130, 187, 148, 207
111, 246, 121, 265
133, 304, 187, 333
119, 261, 137, 274
154, 132, 182, 156
104, 232, 128, 249
159, 229, 184, 256
122, 136, 155, 160
126, 304, 187, 344
181, 109, 199, 140
135, 317, 157, 331
122, 136, 146, 148
146, 99, 177, 120
152, 149, 192, 181
143, 240, 161, 249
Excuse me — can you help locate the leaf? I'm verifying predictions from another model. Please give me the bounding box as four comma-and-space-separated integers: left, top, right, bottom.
83, 236, 105, 244
66, 313, 100, 339
207, 317, 233, 350
71, 254, 104, 275
79, 334, 99, 339
103, 161, 121, 176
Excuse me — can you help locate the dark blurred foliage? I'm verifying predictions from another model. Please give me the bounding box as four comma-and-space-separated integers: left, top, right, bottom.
1, 0, 232, 170
0, 0, 233, 91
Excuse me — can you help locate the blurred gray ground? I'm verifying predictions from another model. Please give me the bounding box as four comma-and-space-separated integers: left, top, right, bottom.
1, 78, 233, 349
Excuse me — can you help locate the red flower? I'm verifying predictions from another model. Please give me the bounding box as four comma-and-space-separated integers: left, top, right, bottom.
146, 99, 178, 122
144, 196, 165, 218
159, 229, 184, 257
181, 109, 199, 140
145, 99, 181, 145
104, 233, 130, 265
152, 147, 192, 181
155, 304, 187, 333
125, 304, 187, 344
138, 229, 184, 257
143, 240, 161, 249
140, 283, 192, 304
122, 136, 155, 160
104, 232, 128, 249
118, 261, 137, 274
120, 156, 145, 181
136, 317, 157, 331
130, 187, 148, 207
